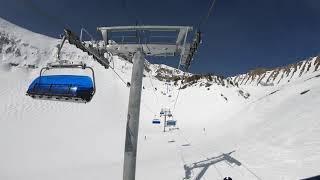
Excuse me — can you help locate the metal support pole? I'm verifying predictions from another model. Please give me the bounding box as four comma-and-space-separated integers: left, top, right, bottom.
123, 49, 145, 180
163, 109, 168, 132
57, 36, 66, 60
163, 113, 167, 132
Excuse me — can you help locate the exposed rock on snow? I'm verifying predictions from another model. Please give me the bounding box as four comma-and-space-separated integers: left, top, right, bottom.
232, 56, 320, 86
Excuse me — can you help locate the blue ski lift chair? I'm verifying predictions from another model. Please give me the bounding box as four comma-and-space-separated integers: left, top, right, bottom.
152, 119, 161, 124
160, 110, 164, 116
26, 63, 96, 103
166, 120, 176, 126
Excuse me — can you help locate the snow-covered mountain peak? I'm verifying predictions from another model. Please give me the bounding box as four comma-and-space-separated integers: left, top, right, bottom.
0, 17, 58, 67
3, 16, 318, 91
0, 17, 99, 69
232, 56, 320, 87
0, 17, 55, 47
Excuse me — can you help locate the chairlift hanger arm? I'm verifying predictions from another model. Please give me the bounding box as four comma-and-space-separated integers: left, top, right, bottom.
57, 36, 67, 60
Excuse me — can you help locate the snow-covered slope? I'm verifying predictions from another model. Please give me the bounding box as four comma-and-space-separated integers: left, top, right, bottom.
0, 17, 319, 180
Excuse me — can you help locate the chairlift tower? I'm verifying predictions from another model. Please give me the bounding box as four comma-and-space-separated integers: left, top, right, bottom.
27, 25, 200, 180
97, 25, 194, 180
160, 108, 173, 132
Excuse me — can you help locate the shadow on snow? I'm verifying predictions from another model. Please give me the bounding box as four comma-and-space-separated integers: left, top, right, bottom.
183, 150, 241, 180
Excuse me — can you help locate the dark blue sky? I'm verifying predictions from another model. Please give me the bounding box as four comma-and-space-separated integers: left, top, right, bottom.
1, 0, 320, 76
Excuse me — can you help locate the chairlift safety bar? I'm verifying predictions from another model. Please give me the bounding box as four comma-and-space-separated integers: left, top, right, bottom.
39, 63, 96, 94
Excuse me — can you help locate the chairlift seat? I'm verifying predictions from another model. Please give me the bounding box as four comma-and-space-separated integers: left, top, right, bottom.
166, 120, 176, 126
27, 75, 94, 102
152, 119, 161, 124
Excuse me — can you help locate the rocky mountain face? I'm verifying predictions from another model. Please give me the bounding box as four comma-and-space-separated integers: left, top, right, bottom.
0, 21, 96, 70
146, 52, 320, 90
231, 56, 320, 87
147, 63, 234, 89
0, 18, 58, 69
152, 55, 320, 89
0, 31, 38, 68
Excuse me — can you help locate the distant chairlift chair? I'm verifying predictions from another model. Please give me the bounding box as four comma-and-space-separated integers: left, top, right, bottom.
26, 62, 96, 103
152, 118, 161, 124
160, 110, 165, 116
152, 114, 161, 124
166, 119, 177, 126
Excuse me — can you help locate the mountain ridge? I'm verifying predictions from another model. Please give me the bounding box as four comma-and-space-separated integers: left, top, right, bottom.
1, 17, 319, 89
231, 56, 320, 86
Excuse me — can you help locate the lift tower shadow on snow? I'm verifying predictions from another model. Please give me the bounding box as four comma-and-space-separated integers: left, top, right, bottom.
183, 151, 241, 180
96, 25, 196, 180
